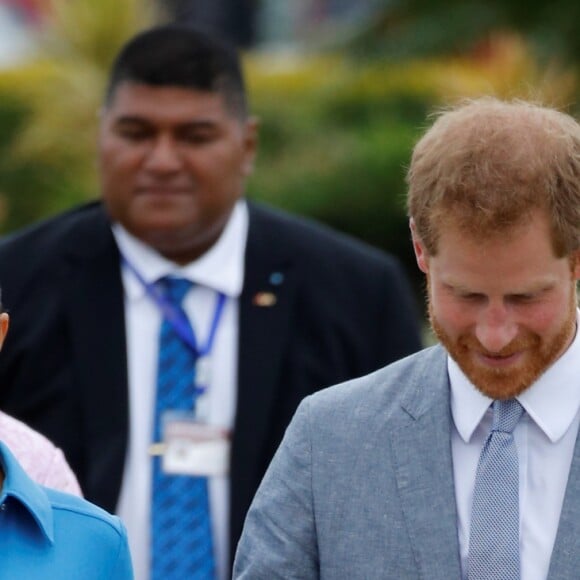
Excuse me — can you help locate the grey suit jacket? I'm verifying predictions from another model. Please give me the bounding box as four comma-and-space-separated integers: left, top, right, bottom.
233, 345, 580, 579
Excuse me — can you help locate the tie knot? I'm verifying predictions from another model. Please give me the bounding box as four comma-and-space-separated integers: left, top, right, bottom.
159, 276, 193, 306
492, 399, 523, 434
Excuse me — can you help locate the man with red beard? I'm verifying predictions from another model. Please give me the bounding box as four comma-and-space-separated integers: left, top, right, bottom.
234, 98, 580, 580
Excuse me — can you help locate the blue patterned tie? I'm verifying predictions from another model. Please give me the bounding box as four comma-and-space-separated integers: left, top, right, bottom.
151, 277, 216, 580
468, 399, 524, 580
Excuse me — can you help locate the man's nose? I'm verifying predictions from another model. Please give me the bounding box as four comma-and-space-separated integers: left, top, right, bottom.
475, 307, 518, 353
144, 136, 182, 172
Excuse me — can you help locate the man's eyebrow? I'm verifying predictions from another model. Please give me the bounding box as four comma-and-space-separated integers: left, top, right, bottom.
444, 279, 557, 295
441, 280, 475, 293
178, 120, 220, 130
112, 115, 150, 125
508, 282, 557, 296
112, 116, 220, 130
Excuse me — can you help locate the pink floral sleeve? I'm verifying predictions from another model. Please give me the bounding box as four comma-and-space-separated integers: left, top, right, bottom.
0, 411, 82, 496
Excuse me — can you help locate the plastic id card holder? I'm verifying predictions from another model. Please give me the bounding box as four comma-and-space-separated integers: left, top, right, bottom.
161, 411, 230, 477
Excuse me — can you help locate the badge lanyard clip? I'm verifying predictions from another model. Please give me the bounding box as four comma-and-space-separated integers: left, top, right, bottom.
120, 254, 227, 395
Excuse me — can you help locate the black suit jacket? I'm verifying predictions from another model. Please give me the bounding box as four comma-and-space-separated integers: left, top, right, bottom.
0, 200, 422, 565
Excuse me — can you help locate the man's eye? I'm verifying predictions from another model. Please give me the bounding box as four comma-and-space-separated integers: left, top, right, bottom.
182, 132, 216, 144
511, 293, 537, 303
117, 128, 149, 141
458, 293, 485, 302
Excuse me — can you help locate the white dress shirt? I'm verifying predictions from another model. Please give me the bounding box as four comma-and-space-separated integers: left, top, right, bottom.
450, 311, 580, 580
115, 200, 248, 580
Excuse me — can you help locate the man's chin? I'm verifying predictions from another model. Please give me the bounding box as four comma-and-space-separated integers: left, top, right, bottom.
468, 374, 531, 400
458, 357, 540, 399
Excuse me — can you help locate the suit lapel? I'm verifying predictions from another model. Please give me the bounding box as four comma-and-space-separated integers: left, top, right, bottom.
230, 204, 298, 538
63, 208, 128, 510
547, 426, 580, 579
389, 346, 462, 579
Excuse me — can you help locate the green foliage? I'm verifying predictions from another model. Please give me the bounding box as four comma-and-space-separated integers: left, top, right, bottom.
46, 0, 161, 69
0, 0, 161, 230
345, 0, 580, 69
243, 55, 438, 299
0, 94, 83, 229
249, 81, 429, 254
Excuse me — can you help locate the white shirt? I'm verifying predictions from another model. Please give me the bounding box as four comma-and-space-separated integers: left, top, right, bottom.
115, 200, 248, 580
450, 311, 580, 580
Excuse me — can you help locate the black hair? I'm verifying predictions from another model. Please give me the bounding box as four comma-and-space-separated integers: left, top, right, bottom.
105, 24, 248, 118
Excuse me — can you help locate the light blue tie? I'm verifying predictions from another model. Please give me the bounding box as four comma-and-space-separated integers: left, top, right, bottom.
468, 399, 524, 580
151, 277, 216, 580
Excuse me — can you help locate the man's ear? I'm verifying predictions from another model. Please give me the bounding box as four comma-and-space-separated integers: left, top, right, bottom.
0, 312, 9, 349
409, 219, 429, 274
573, 250, 580, 281
241, 115, 260, 177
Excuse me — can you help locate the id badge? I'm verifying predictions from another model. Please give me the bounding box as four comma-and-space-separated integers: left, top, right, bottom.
161, 411, 230, 477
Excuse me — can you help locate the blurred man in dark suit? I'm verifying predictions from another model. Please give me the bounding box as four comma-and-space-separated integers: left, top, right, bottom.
0, 24, 422, 579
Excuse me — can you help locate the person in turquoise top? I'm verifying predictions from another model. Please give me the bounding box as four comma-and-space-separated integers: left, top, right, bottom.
0, 440, 133, 579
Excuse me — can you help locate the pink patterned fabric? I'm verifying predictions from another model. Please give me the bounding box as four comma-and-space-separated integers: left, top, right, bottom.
0, 411, 82, 496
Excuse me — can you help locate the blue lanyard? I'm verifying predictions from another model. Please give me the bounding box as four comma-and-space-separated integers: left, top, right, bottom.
120, 254, 227, 357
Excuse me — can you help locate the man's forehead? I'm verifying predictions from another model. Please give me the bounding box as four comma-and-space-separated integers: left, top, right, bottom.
102, 83, 233, 126
107, 82, 224, 111
431, 206, 556, 251
430, 223, 570, 296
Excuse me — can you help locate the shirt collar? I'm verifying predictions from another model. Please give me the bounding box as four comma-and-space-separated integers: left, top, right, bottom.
0, 441, 54, 543
450, 310, 580, 444
113, 199, 248, 300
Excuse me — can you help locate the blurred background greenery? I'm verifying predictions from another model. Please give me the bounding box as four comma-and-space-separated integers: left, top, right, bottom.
0, 0, 578, 313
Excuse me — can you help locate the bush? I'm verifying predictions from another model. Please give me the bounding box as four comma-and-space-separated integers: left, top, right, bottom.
244, 54, 439, 302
